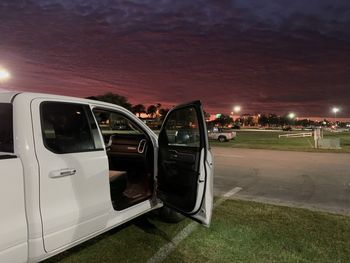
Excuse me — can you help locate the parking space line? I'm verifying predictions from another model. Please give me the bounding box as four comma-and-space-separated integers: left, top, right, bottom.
147, 187, 242, 263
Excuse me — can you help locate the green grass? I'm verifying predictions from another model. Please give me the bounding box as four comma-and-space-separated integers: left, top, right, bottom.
210, 131, 350, 153
46, 200, 350, 263
325, 131, 350, 150
166, 200, 350, 263
45, 215, 189, 263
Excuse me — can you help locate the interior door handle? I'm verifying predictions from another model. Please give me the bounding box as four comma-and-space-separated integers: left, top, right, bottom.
170, 153, 179, 159
169, 150, 195, 162
49, 168, 77, 178
138, 139, 147, 154
169, 150, 179, 159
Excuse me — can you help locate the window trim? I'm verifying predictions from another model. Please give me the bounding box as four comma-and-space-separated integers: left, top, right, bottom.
91, 106, 153, 148
0, 154, 17, 160
40, 101, 105, 155
92, 107, 147, 134
83, 105, 105, 150
0, 103, 14, 153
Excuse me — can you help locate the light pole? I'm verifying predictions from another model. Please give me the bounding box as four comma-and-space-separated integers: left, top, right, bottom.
233, 105, 241, 126
288, 112, 296, 127
332, 107, 339, 126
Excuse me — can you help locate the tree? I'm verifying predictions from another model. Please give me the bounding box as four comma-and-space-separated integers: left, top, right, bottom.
243, 116, 254, 126
89, 92, 132, 111
280, 115, 289, 126
147, 105, 158, 118
295, 119, 312, 127
155, 103, 162, 118
86, 96, 98, 101
159, 108, 170, 121
132, 104, 146, 117
267, 114, 279, 127
258, 114, 269, 126
203, 111, 211, 121
216, 114, 234, 127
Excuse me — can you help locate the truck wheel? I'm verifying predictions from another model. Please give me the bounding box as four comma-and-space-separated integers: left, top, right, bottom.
218, 136, 227, 142
158, 206, 185, 223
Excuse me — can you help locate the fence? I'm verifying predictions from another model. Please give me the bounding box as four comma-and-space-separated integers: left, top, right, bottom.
278, 132, 313, 139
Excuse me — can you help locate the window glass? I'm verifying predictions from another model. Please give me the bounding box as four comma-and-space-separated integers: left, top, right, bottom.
164, 107, 200, 147
0, 103, 13, 153
93, 109, 142, 138
41, 102, 103, 154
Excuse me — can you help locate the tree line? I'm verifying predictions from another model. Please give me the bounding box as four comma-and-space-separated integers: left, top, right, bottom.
210, 113, 345, 128
86, 92, 170, 120
86, 92, 348, 128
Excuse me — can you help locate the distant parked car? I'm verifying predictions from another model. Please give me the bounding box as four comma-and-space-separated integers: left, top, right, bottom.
208, 128, 237, 142
282, 126, 292, 131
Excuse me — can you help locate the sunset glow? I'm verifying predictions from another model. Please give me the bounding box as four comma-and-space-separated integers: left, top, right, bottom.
0, 1, 349, 117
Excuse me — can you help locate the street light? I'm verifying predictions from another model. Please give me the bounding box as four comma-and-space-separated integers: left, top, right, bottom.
0, 67, 11, 82
288, 112, 296, 119
233, 105, 241, 113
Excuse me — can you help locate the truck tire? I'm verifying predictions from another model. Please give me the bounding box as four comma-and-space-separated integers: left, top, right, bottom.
218, 135, 227, 142
158, 206, 185, 223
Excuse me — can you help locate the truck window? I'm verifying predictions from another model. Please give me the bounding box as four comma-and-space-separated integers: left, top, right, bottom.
41, 102, 103, 154
93, 109, 142, 134
0, 103, 13, 153
163, 107, 200, 147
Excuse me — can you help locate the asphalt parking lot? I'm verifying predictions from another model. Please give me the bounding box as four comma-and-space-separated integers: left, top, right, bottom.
213, 147, 350, 215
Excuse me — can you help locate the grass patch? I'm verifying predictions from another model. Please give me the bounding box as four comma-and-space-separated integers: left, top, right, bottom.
210, 131, 350, 153
325, 131, 350, 150
45, 215, 189, 263
46, 200, 350, 263
166, 200, 350, 263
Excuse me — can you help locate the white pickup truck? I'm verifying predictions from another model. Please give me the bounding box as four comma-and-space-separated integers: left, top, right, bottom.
0, 92, 213, 263
208, 128, 237, 142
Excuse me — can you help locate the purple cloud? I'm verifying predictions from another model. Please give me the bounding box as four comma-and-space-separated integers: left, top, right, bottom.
0, 0, 349, 117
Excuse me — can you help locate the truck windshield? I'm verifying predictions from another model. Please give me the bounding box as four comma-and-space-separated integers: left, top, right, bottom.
0, 103, 13, 153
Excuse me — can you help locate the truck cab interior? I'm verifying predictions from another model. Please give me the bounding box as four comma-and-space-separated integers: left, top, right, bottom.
93, 109, 154, 211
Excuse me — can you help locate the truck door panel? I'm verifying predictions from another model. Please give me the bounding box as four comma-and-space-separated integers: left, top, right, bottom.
157, 101, 214, 226
0, 158, 28, 263
31, 100, 111, 252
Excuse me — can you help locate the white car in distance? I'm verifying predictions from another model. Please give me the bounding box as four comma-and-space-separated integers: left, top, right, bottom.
208, 127, 237, 142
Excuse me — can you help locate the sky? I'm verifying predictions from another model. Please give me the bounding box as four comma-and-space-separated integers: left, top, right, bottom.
0, 0, 350, 117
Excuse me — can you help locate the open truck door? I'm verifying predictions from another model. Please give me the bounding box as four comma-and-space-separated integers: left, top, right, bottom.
157, 101, 214, 226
